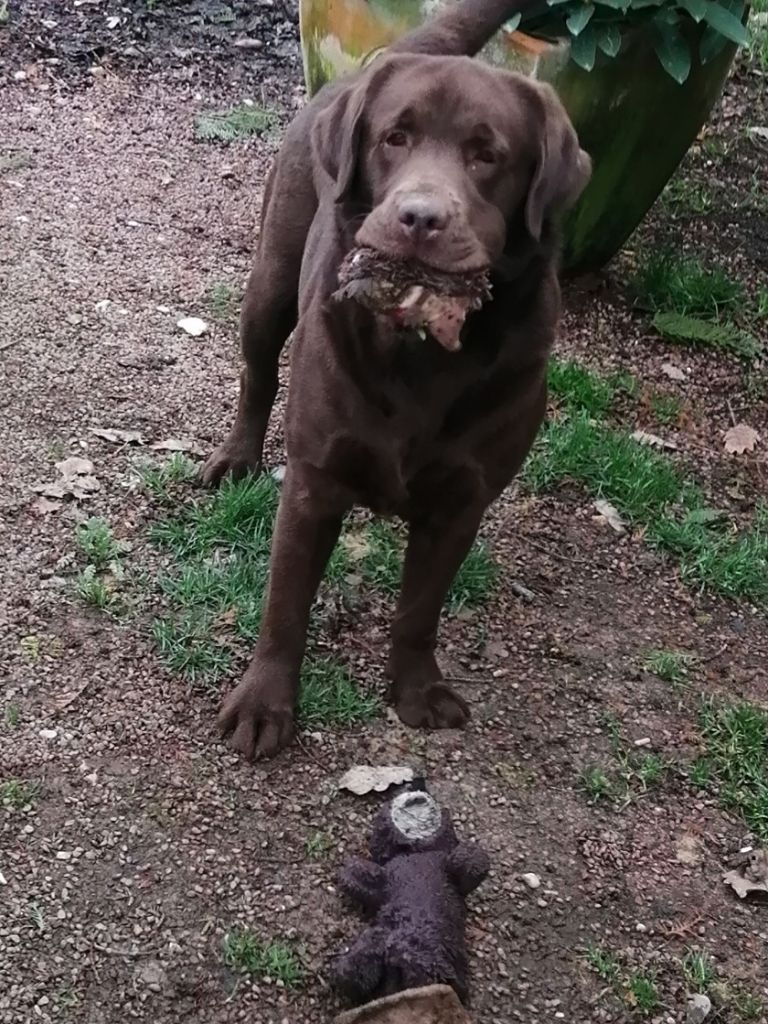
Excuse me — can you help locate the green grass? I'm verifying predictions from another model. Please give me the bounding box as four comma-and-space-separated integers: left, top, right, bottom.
524, 413, 768, 604
1, 779, 38, 810
683, 948, 716, 993
650, 392, 682, 426
75, 517, 122, 569
138, 453, 199, 504
222, 928, 303, 986
305, 831, 333, 860
662, 175, 713, 215
581, 765, 614, 802
748, 2, 768, 71
585, 943, 621, 983
626, 972, 659, 1015
644, 649, 695, 686
4, 704, 20, 728
548, 359, 616, 417
195, 104, 278, 143
76, 565, 121, 612
207, 282, 239, 320
698, 698, 768, 840
632, 250, 744, 318
651, 310, 760, 360
298, 658, 380, 727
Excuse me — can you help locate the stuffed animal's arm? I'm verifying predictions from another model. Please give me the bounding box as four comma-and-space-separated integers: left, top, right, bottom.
446, 843, 491, 896
337, 857, 387, 912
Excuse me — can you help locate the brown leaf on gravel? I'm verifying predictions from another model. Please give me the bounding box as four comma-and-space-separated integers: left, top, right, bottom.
593, 499, 626, 535
90, 427, 145, 445
150, 438, 201, 453
723, 423, 759, 455
631, 429, 678, 451
35, 457, 100, 501
31, 495, 62, 515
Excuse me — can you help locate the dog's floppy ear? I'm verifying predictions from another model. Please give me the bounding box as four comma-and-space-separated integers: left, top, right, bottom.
311, 56, 400, 203
524, 81, 591, 241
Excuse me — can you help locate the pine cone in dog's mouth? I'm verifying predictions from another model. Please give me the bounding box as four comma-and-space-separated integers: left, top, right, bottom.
331, 246, 492, 352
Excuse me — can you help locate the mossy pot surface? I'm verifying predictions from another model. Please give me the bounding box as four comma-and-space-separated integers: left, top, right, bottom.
299, 0, 738, 272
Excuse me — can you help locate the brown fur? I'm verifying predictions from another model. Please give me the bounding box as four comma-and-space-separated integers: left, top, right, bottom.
203, 0, 591, 760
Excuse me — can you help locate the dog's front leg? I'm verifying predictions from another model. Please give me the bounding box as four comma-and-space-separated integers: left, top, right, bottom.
218, 465, 345, 760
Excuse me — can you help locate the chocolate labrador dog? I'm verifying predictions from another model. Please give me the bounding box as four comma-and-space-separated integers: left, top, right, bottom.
204, 0, 591, 760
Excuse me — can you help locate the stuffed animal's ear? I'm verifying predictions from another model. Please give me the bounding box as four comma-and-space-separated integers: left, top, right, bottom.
447, 842, 491, 897
524, 81, 591, 241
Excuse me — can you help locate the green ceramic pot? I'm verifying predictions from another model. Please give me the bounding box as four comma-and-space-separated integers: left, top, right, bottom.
299, 0, 738, 272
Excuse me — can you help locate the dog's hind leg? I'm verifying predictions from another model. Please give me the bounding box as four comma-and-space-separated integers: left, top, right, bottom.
202, 120, 317, 485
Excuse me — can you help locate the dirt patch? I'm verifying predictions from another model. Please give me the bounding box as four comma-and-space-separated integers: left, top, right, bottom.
1, 8, 767, 1024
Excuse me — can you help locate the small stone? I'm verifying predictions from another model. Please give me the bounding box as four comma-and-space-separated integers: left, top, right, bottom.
686, 992, 712, 1024
676, 834, 705, 868
521, 872, 541, 889
176, 316, 208, 337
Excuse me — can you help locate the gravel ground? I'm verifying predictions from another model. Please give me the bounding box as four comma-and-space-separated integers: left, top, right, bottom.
2, 4, 768, 1023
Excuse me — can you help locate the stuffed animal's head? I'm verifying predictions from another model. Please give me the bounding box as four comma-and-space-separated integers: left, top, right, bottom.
368, 791, 459, 863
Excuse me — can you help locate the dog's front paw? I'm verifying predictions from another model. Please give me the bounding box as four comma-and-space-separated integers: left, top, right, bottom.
391, 682, 470, 731
201, 440, 261, 487
218, 674, 296, 760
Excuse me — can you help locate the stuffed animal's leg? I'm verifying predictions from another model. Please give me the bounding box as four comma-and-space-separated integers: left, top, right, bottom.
337, 857, 386, 913
330, 927, 386, 1005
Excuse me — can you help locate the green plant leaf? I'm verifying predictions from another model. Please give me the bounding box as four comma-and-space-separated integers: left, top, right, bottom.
678, 0, 706, 21
630, 0, 664, 9
597, 23, 622, 55
702, 0, 748, 44
503, 13, 522, 31
567, 3, 595, 34
652, 311, 760, 358
699, 23, 729, 60
595, 0, 630, 9
570, 24, 598, 68
653, 23, 692, 81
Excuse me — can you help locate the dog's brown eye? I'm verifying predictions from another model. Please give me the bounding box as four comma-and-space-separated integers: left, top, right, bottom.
385, 130, 408, 148
476, 148, 496, 165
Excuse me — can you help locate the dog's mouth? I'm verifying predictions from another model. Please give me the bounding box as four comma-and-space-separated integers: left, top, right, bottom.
332, 246, 492, 352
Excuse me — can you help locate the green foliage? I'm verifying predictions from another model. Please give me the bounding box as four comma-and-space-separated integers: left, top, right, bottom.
223, 928, 303, 986
644, 648, 695, 684
195, 104, 278, 143
632, 250, 744, 317
75, 517, 122, 569
298, 658, 380, 726
699, 698, 768, 840
519, 0, 748, 80
652, 311, 760, 359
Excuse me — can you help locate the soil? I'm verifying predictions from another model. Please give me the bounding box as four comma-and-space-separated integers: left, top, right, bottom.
1, 3, 767, 1024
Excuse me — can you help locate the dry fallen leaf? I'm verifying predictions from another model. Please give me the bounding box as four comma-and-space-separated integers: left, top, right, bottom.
338, 765, 414, 796
341, 531, 372, 562
149, 438, 200, 453
176, 317, 208, 338
723, 848, 768, 898
632, 429, 678, 451
90, 427, 145, 445
35, 457, 100, 501
723, 423, 759, 455
661, 362, 686, 382
593, 499, 626, 535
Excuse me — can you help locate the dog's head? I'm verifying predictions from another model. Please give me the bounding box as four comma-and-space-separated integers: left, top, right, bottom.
312, 53, 591, 273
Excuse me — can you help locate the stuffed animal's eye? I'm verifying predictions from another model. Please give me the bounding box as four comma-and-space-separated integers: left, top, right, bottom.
384, 130, 408, 148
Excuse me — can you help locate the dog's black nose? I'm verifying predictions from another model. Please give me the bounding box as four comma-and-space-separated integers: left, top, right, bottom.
397, 194, 449, 240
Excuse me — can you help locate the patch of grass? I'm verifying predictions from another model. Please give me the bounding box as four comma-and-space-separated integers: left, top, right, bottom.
632, 249, 744, 318
138, 453, 199, 504
581, 765, 613, 802
650, 392, 682, 426
731, 990, 765, 1021
305, 831, 333, 860
207, 281, 239, 320
525, 413, 768, 604
5, 704, 20, 728
1, 779, 38, 810
152, 614, 233, 683
625, 972, 659, 1015
195, 104, 278, 143
683, 948, 715, 993
644, 649, 695, 686
585, 943, 621, 983
699, 698, 768, 840
75, 517, 121, 569
748, 4, 768, 71
20, 634, 41, 661
223, 928, 303, 986
756, 286, 768, 321
548, 359, 615, 417
688, 756, 713, 789
75, 566, 120, 612
662, 175, 713, 214
298, 658, 379, 727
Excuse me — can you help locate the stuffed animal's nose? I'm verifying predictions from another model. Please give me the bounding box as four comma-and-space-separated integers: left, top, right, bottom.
397, 194, 449, 241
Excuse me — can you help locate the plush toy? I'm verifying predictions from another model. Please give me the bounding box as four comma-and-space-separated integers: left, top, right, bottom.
332, 247, 492, 352
330, 789, 490, 1007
